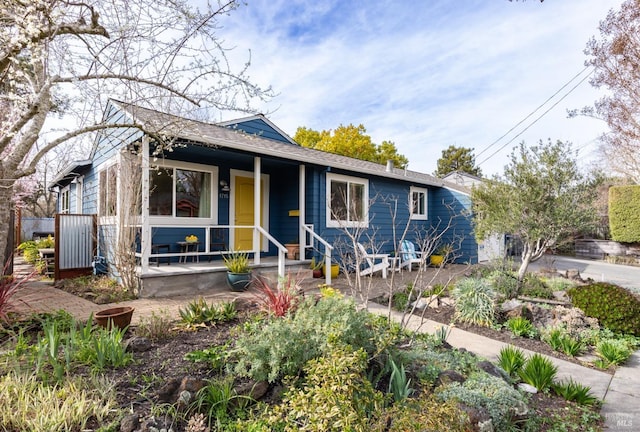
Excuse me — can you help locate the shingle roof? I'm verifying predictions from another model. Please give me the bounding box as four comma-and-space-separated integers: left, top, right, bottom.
110, 100, 468, 192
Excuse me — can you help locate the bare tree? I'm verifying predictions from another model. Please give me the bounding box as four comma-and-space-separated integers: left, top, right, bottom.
0, 0, 272, 272
578, 0, 640, 183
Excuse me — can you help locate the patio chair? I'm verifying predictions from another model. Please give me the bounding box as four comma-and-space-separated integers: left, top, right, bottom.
399, 240, 425, 272
356, 243, 390, 279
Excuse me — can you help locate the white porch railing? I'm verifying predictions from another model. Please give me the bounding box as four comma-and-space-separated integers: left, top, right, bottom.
137, 224, 333, 284
302, 224, 334, 285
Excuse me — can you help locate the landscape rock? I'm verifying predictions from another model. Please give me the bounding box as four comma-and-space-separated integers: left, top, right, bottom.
435, 369, 466, 387
119, 413, 140, 432
517, 383, 538, 394
459, 404, 493, 432
504, 304, 534, 322
234, 380, 269, 401
501, 299, 523, 313
125, 336, 152, 353
156, 378, 181, 403
476, 360, 511, 383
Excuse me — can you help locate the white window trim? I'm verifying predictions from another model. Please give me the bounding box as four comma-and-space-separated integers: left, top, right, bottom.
75, 177, 84, 214
97, 158, 118, 223
410, 186, 428, 220
149, 160, 219, 226
60, 186, 70, 214
325, 173, 369, 228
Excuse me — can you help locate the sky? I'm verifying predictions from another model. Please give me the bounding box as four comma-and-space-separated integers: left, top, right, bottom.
214, 0, 625, 177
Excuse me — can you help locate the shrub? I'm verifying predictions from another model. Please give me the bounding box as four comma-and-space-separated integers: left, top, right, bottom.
452, 277, 496, 326
552, 379, 599, 406
506, 316, 537, 338
0, 266, 34, 322
544, 277, 576, 292
179, 298, 237, 327
567, 282, 640, 336
596, 339, 631, 366
436, 371, 527, 431
254, 275, 301, 317
497, 345, 526, 378
518, 354, 557, 392
184, 345, 228, 373
521, 274, 554, 299
231, 296, 378, 383
136, 310, 175, 340
542, 327, 584, 357
487, 269, 519, 299
391, 291, 409, 311
0, 373, 117, 431
267, 345, 384, 432
371, 396, 470, 432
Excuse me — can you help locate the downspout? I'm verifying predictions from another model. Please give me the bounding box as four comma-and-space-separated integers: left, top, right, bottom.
141, 136, 150, 273
253, 157, 261, 265
299, 164, 305, 260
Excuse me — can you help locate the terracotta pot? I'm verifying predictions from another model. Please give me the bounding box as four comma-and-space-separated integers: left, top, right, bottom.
95, 306, 134, 330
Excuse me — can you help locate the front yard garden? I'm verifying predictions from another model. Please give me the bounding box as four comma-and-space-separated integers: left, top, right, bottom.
3, 264, 633, 432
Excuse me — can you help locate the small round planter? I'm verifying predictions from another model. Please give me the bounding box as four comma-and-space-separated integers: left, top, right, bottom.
322, 264, 340, 279
430, 255, 444, 266
95, 306, 134, 330
226, 271, 253, 291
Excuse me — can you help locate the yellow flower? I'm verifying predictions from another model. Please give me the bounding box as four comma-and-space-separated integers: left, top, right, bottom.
185, 235, 198, 242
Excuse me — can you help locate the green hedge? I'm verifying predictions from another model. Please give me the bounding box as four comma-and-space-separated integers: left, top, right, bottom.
609, 185, 640, 243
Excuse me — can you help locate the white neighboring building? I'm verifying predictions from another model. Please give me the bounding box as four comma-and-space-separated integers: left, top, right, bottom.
443, 171, 506, 262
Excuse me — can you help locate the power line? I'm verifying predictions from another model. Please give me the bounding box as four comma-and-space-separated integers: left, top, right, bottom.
477, 68, 594, 167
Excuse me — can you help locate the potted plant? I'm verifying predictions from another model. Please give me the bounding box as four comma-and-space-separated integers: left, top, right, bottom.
322, 261, 340, 279
223, 251, 252, 291
430, 244, 452, 267
284, 240, 300, 260
310, 257, 323, 278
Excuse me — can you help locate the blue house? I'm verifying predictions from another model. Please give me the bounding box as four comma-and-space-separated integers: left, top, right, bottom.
51, 100, 478, 296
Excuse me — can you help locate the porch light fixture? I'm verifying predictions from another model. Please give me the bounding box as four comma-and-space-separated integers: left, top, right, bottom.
219, 180, 230, 192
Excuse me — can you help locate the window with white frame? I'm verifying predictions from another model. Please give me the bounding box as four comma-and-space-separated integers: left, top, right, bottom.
99, 164, 118, 217
326, 173, 368, 227
60, 186, 70, 214
410, 186, 428, 220
149, 164, 215, 219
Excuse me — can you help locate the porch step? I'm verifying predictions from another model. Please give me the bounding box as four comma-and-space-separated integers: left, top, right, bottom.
138, 260, 314, 298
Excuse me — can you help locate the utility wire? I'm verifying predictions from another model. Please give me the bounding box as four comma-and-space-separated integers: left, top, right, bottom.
476, 66, 592, 159
477, 68, 594, 167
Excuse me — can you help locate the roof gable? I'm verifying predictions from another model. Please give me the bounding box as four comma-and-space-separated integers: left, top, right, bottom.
217, 114, 298, 145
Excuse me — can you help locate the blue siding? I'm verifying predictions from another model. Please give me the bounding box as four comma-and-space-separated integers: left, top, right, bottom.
224, 118, 295, 144
432, 187, 477, 264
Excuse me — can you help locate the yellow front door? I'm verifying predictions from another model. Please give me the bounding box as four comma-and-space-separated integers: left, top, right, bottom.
234, 176, 263, 250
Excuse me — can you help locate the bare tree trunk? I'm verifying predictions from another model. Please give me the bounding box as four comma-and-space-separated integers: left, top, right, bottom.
0, 186, 13, 274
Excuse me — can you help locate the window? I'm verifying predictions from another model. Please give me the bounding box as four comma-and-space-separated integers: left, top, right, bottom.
326, 173, 368, 227
60, 187, 70, 214
410, 187, 428, 220
149, 165, 213, 218
99, 165, 118, 217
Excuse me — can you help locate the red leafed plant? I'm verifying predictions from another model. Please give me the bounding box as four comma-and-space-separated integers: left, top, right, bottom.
0, 259, 33, 322
254, 274, 302, 317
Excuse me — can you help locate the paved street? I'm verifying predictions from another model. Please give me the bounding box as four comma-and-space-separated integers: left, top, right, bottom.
528, 255, 640, 293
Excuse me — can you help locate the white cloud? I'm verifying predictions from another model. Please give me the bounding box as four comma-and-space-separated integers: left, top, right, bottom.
217, 0, 623, 176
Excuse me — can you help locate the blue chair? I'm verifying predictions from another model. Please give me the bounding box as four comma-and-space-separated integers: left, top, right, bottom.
399, 240, 425, 272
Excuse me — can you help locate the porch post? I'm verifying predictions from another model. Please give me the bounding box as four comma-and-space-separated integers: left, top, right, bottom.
141, 136, 150, 272
253, 156, 261, 265
298, 164, 305, 260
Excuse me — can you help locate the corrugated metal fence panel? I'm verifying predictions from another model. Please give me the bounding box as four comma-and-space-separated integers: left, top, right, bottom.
55, 214, 96, 279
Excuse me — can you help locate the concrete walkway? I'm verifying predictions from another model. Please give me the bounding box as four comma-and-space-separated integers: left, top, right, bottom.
7, 264, 639, 431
